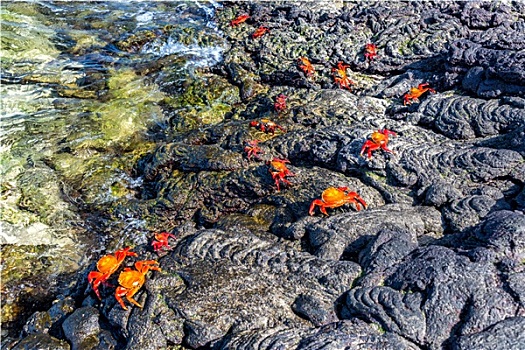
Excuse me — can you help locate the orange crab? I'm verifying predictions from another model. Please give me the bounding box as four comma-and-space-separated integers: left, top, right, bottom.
274, 94, 287, 113
360, 129, 397, 159
88, 247, 138, 300
115, 260, 161, 310
151, 232, 176, 253
403, 83, 436, 105
252, 26, 269, 39
230, 14, 250, 27
364, 43, 378, 60
298, 57, 315, 77
249, 119, 286, 135
268, 158, 294, 191
309, 187, 367, 216
244, 139, 264, 160
332, 62, 354, 90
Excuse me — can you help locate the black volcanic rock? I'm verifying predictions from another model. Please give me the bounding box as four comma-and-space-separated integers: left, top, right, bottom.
62, 306, 116, 350
11, 1, 525, 349
452, 317, 525, 350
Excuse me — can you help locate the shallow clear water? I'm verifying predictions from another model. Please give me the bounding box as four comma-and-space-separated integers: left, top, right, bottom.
0, 0, 225, 333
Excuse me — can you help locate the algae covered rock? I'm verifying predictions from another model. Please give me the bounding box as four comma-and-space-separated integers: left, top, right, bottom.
11, 334, 70, 350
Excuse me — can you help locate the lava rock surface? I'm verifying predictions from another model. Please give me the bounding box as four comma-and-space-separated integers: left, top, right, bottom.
10, 1, 525, 350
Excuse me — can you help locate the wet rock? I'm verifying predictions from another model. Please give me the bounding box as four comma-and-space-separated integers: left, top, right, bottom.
11, 333, 70, 350
62, 306, 116, 350
1, 245, 82, 337
23, 296, 75, 335
9, 1, 525, 349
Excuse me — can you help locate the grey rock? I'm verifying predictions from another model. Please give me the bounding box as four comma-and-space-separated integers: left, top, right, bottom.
424, 180, 462, 207
358, 227, 418, 279
215, 319, 421, 350
342, 286, 426, 344
291, 294, 337, 327
385, 245, 517, 348
474, 210, 525, 260
442, 195, 510, 232
414, 95, 525, 140
507, 272, 525, 308
13, 2, 525, 349
453, 317, 525, 350
447, 39, 525, 97
303, 203, 441, 260
109, 229, 361, 348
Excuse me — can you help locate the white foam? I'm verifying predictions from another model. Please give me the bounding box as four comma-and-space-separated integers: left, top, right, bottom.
141, 36, 224, 68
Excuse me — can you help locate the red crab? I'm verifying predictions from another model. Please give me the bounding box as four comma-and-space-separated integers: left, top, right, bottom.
252, 26, 269, 39
249, 119, 286, 135
274, 94, 287, 113
332, 62, 354, 90
115, 260, 161, 310
87, 247, 137, 300
364, 43, 378, 60
230, 14, 250, 27
268, 158, 295, 191
309, 187, 367, 216
360, 129, 397, 159
403, 83, 436, 105
298, 57, 315, 77
151, 232, 176, 253
244, 140, 264, 160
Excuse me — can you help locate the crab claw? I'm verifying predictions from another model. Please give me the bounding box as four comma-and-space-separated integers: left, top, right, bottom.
351, 192, 368, 210
87, 271, 105, 299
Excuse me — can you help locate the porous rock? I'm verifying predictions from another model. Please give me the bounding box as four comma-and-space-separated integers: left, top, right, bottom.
452, 317, 525, 350
474, 210, 525, 261
12, 1, 525, 349
215, 319, 421, 350
106, 229, 361, 348
359, 244, 518, 349
302, 203, 441, 260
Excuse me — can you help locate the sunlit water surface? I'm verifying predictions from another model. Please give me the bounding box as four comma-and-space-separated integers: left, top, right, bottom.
1, 0, 224, 335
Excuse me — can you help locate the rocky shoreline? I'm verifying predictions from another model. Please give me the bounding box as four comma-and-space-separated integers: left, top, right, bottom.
6, 1, 525, 349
